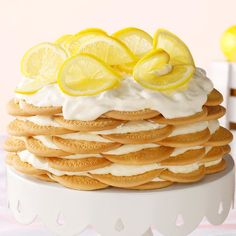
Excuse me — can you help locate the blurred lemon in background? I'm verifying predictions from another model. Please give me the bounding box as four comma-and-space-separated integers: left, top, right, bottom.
221, 25, 236, 62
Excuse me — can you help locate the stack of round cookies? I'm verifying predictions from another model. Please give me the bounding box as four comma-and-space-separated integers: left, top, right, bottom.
4, 85, 232, 190
4, 27, 233, 190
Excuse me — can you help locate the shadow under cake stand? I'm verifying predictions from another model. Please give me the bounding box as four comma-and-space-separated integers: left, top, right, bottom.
6, 155, 235, 236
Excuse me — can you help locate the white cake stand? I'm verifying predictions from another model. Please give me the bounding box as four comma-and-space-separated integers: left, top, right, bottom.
7, 155, 235, 236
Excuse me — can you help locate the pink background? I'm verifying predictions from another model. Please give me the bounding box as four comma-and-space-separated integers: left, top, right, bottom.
0, 0, 236, 132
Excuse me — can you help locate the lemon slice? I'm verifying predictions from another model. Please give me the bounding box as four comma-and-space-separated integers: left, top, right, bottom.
55, 34, 73, 53
15, 78, 47, 94
113, 27, 153, 57
153, 29, 195, 65
58, 54, 122, 96
220, 25, 236, 62
76, 34, 136, 65
133, 49, 195, 91
115, 62, 136, 74
21, 42, 68, 83
68, 28, 107, 55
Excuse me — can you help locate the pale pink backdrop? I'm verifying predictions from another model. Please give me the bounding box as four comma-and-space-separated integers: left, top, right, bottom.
0, 0, 236, 132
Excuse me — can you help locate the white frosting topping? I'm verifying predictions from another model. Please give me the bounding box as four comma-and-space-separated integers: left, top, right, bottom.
56, 132, 112, 143
15, 68, 213, 121
208, 120, 220, 134
103, 143, 159, 155
34, 136, 59, 149
170, 121, 208, 137
93, 121, 164, 134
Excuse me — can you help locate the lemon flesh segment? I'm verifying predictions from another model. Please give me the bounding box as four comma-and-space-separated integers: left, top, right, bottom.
76, 34, 136, 65
153, 29, 195, 66
21, 42, 68, 83
68, 28, 107, 55
58, 54, 122, 96
55, 34, 73, 53
113, 27, 153, 57
220, 25, 236, 62
15, 78, 47, 94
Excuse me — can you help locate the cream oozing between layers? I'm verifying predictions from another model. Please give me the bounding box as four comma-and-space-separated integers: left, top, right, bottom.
15, 68, 213, 120
17, 150, 223, 176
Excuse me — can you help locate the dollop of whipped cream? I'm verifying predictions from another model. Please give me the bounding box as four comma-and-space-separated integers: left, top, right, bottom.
15, 68, 213, 121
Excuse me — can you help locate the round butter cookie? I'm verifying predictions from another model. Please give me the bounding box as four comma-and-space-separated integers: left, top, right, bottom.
8, 153, 46, 175
49, 174, 109, 190
205, 105, 226, 121
7, 119, 32, 136
151, 107, 207, 125
157, 128, 211, 147
4, 136, 25, 152
205, 89, 223, 106
54, 116, 125, 131
160, 148, 205, 166
34, 173, 55, 182
21, 120, 72, 135
159, 166, 205, 183
104, 109, 160, 121
200, 146, 224, 163
90, 169, 164, 188
203, 127, 233, 146
7, 99, 31, 116
103, 146, 174, 165
221, 145, 231, 155
26, 137, 71, 157
126, 180, 173, 190
45, 156, 112, 172
101, 125, 174, 144
19, 100, 62, 115
205, 159, 226, 174
52, 136, 121, 154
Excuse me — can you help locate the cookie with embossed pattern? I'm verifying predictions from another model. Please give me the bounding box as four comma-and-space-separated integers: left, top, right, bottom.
90, 169, 164, 188
54, 116, 125, 132
49, 174, 109, 190
159, 166, 205, 183
157, 128, 211, 147
101, 125, 173, 144
4, 136, 26, 152
104, 109, 160, 121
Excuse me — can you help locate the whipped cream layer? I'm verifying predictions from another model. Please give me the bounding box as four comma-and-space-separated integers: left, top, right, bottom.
15, 68, 213, 121
18, 115, 62, 127
17, 150, 223, 177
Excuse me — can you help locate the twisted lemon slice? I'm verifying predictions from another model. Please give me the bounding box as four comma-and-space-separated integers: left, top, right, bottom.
58, 54, 121, 96
55, 34, 73, 53
68, 28, 107, 55
113, 27, 153, 57
15, 78, 47, 94
153, 29, 195, 65
21, 43, 68, 82
17, 43, 68, 94
133, 49, 195, 91
75, 34, 136, 65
